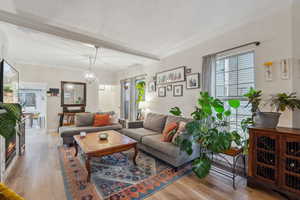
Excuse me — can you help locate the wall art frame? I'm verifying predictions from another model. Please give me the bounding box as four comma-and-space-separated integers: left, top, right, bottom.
148, 81, 156, 92
157, 86, 166, 97
156, 66, 186, 85
173, 85, 183, 97
186, 73, 200, 89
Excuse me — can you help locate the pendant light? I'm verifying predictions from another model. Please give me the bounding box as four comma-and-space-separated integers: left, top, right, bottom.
84, 46, 99, 84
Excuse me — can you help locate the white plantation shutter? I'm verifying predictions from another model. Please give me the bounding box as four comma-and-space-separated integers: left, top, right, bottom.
215, 51, 255, 131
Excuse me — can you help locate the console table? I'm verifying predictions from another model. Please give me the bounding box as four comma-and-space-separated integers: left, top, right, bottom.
248, 127, 300, 199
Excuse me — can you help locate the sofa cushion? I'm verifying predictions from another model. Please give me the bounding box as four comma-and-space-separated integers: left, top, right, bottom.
75, 113, 94, 127
172, 121, 187, 144
93, 114, 110, 126
121, 128, 159, 142
143, 113, 167, 133
141, 134, 180, 158
96, 111, 118, 124
59, 123, 122, 137
162, 122, 178, 142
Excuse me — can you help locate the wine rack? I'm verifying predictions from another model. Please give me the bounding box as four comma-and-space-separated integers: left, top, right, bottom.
248, 127, 300, 200
255, 134, 277, 183
283, 137, 300, 194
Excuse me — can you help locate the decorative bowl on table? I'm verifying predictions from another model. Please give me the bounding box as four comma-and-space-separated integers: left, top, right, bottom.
98, 132, 108, 140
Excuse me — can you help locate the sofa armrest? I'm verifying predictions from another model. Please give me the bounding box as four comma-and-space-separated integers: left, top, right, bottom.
127, 121, 144, 129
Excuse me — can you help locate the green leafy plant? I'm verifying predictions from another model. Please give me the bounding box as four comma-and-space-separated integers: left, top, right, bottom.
4, 86, 13, 93
136, 81, 146, 104
244, 87, 262, 118
270, 92, 300, 112
170, 107, 182, 116
0, 103, 22, 139
170, 92, 243, 178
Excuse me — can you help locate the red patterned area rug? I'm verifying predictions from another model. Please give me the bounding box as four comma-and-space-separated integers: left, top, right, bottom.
58, 146, 192, 200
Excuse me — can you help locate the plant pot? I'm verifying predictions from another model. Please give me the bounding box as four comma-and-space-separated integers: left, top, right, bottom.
254, 112, 281, 128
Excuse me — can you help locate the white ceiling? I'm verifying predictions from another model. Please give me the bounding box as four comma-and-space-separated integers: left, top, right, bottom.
0, 0, 291, 71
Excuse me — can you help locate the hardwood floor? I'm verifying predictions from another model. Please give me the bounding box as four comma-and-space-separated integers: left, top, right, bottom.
6, 130, 284, 200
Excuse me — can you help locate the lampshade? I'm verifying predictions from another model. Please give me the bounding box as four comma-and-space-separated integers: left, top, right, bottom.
84, 70, 96, 84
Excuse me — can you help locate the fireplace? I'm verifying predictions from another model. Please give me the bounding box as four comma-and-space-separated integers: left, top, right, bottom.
5, 134, 16, 168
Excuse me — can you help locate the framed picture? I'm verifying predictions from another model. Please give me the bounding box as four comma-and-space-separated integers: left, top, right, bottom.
148, 81, 156, 92
167, 85, 172, 91
156, 66, 186, 85
158, 87, 166, 97
173, 85, 183, 97
186, 73, 200, 89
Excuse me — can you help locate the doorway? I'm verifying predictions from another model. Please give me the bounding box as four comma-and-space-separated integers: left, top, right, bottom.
19, 82, 47, 131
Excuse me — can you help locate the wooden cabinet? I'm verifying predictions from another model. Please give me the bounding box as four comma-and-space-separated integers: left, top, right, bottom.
248, 127, 300, 200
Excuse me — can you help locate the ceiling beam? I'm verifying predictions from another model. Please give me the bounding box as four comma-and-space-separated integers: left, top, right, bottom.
0, 10, 160, 61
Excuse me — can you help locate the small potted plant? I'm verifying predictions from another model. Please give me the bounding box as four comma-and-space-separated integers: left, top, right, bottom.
4, 86, 13, 96
244, 87, 280, 128
244, 88, 300, 128
267, 92, 300, 127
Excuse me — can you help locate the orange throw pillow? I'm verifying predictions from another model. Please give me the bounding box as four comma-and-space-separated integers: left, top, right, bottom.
161, 122, 178, 142
93, 114, 110, 127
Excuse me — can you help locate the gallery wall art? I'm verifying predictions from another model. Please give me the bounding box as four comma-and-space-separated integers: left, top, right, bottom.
186, 73, 200, 89
157, 86, 166, 97
173, 85, 183, 97
156, 66, 185, 85
148, 81, 156, 92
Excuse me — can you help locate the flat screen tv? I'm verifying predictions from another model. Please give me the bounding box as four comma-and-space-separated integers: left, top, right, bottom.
0, 60, 19, 103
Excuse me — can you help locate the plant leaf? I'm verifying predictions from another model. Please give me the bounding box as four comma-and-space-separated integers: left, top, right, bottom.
224, 110, 231, 116
228, 99, 240, 108
192, 155, 212, 179
170, 107, 182, 116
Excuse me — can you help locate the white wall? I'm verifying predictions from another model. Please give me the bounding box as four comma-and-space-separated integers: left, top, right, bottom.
117, 5, 295, 127
15, 64, 116, 131
98, 84, 120, 116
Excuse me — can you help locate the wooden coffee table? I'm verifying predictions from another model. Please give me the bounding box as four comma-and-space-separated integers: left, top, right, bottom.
73, 130, 138, 182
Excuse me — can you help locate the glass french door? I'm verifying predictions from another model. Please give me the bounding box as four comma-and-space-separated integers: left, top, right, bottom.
120, 75, 146, 121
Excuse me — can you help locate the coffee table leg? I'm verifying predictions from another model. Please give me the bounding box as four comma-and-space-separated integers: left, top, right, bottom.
74, 141, 78, 157
133, 145, 138, 165
86, 156, 91, 182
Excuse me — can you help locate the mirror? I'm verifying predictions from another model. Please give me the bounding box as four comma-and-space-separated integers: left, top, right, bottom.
61, 81, 86, 107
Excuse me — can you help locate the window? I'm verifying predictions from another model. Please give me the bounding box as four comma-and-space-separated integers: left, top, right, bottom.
215, 51, 255, 131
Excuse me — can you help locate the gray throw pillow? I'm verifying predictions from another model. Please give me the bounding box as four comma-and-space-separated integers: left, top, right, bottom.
143, 113, 167, 133
75, 113, 94, 127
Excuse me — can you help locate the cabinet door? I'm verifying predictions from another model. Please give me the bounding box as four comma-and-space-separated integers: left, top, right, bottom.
282, 136, 300, 194
254, 132, 278, 184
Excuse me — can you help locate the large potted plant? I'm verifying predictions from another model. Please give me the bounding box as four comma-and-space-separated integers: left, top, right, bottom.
170, 92, 243, 178
0, 103, 22, 139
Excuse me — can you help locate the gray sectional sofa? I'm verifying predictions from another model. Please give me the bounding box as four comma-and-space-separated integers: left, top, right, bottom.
59, 112, 122, 145
120, 112, 200, 167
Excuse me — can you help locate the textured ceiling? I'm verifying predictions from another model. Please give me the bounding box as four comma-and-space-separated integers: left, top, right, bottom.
0, 0, 291, 71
